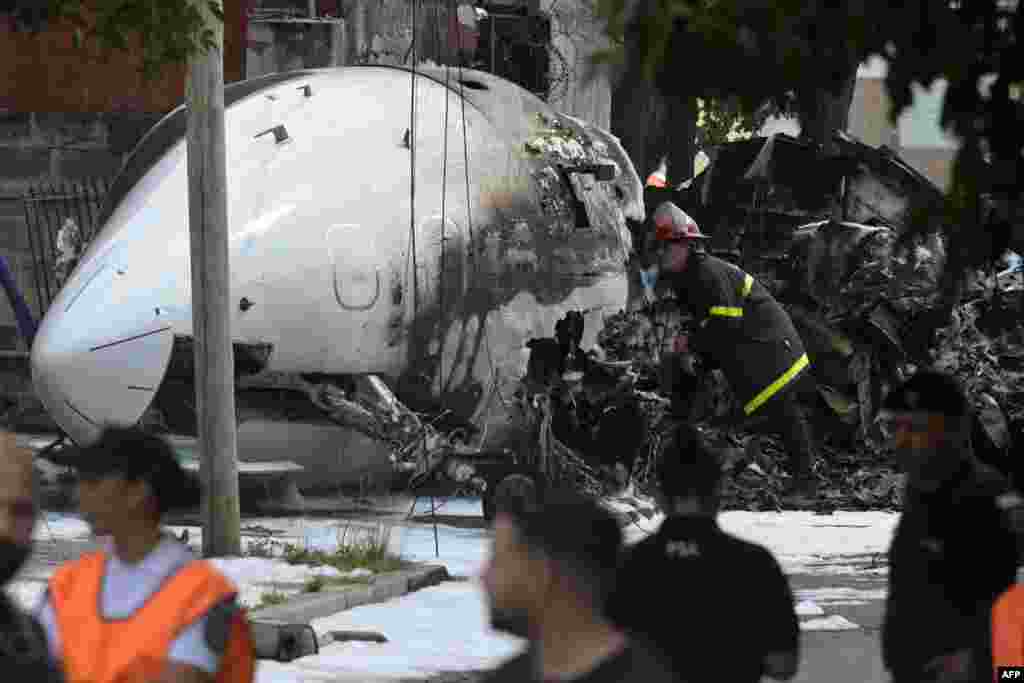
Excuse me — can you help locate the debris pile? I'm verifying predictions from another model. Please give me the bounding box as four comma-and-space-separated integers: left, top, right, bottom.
931, 275, 1024, 455
532, 271, 1022, 512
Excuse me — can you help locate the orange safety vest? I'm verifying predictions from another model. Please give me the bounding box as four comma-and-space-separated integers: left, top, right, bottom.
48, 551, 256, 683
993, 583, 1024, 676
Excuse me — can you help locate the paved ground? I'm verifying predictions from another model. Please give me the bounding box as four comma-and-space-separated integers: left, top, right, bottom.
790, 572, 889, 683
19, 508, 893, 683
412, 569, 892, 683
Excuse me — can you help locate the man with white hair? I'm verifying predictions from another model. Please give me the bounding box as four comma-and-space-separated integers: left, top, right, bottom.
646, 201, 819, 501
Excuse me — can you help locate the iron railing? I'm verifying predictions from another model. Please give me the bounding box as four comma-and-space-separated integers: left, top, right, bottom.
22, 178, 111, 318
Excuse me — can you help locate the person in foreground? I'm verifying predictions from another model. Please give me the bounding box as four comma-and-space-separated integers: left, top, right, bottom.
607, 423, 799, 682
36, 426, 256, 683
992, 571, 1024, 673
0, 430, 63, 680
480, 489, 677, 683
880, 370, 1023, 683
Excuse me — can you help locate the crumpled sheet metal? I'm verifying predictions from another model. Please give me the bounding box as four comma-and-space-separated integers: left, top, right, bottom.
790, 220, 945, 319
931, 301, 1024, 445
560, 112, 646, 223
523, 111, 642, 254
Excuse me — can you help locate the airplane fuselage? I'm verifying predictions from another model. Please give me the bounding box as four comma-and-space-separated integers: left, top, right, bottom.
30, 66, 644, 461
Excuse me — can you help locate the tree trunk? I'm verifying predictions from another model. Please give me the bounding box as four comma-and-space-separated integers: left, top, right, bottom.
795, 68, 858, 152
663, 94, 697, 186
611, 70, 699, 311
345, 0, 368, 64
611, 73, 665, 183
611, 77, 697, 185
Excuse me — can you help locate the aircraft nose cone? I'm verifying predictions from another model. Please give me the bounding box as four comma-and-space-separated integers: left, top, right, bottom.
30, 264, 175, 446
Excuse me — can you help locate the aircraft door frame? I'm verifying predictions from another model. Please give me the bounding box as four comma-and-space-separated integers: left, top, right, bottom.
326, 223, 381, 312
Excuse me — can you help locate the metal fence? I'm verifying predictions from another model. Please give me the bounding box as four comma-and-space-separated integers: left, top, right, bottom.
22, 178, 111, 318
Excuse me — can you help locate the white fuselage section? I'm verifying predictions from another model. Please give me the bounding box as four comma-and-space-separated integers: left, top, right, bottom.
30, 66, 641, 448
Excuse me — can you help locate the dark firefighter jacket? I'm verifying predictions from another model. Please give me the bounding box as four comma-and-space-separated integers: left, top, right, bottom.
882, 458, 1021, 683
667, 253, 809, 416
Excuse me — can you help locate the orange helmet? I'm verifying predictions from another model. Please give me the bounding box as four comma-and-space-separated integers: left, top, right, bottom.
652, 202, 709, 241
645, 158, 668, 188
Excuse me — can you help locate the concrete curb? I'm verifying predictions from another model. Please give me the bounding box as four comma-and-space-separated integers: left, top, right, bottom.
250, 563, 450, 625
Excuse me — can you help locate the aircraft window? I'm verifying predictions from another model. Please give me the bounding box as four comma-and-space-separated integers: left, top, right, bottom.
459, 79, 488, 90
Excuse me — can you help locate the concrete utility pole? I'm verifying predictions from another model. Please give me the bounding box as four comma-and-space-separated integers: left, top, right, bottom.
186, 0, 242, 556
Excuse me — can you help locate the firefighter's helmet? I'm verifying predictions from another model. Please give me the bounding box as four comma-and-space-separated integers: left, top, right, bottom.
652, 202, 709, 241
646, 160, 668, 188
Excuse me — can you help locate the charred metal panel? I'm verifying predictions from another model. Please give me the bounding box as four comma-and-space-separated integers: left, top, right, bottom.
165, 335, 273, 379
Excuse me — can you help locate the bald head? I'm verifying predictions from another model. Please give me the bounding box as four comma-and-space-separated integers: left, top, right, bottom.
0, 430, 37, 547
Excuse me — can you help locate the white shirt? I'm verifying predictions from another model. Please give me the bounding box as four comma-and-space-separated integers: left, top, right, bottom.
36, 535, 221, 674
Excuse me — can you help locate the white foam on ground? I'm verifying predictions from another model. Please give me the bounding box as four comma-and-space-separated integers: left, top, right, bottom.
795, 600, 825, 616
20, 507, 893, 680
801, 615, 861, 631
33, 513, 91, 541
300, 581, 525, 678
795, 587, 887, 603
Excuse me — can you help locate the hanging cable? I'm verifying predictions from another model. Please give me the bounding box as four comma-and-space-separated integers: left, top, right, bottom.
455, 7, 474, 252
452, 7, 503, 447
437, 0, 454, 396
409, 0, 420, 318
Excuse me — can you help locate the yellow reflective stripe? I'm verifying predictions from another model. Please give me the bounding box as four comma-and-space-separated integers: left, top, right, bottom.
744, 353, 810, 415
709, 306, 743, 317
741, 273, 753, 298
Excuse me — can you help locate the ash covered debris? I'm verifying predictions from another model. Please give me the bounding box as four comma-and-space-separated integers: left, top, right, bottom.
522, 132, 1024, 513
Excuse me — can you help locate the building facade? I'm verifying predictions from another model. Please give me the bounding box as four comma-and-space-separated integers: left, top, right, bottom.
844, 57, 958, 190
0, 3, 247, 351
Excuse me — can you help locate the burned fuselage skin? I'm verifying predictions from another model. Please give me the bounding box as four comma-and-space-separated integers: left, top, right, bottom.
30, 66, 644, 455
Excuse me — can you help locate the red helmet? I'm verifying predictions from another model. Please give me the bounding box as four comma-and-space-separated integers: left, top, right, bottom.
652, 202, 709, 241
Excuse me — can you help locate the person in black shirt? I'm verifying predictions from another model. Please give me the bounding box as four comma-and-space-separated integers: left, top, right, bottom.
480, 490, 677, 683
607, 423, 800, 682
880, 370, 1024, 683
0, 431, 62, 682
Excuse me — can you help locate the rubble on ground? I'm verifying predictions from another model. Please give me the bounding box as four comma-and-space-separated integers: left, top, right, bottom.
402, 133, 1021, 516
569, 277, 1022, 513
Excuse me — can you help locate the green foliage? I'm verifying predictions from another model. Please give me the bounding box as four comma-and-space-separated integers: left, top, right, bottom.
302, 573, 372, 593
281, 524, 407, 574
594, 0, 1024, 282
593, 0, 872, 116
696, 97, 779, 150
283, 543, 407, 574
259, 588, 288, 607
49, 0, 224, 81
303, 574, 326, 593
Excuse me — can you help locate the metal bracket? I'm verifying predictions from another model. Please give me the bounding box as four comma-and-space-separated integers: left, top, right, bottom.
564, 163, 616, 182
255, 125, 290, 144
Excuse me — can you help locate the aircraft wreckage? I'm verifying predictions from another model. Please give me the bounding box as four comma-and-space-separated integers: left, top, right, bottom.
598, 130, 1020, 489
23, 65, 646, 508
21, 79, 1016, 514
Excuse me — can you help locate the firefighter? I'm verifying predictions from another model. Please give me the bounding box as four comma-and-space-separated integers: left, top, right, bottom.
36, 426, 255, 683
647, 201, 818, 500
